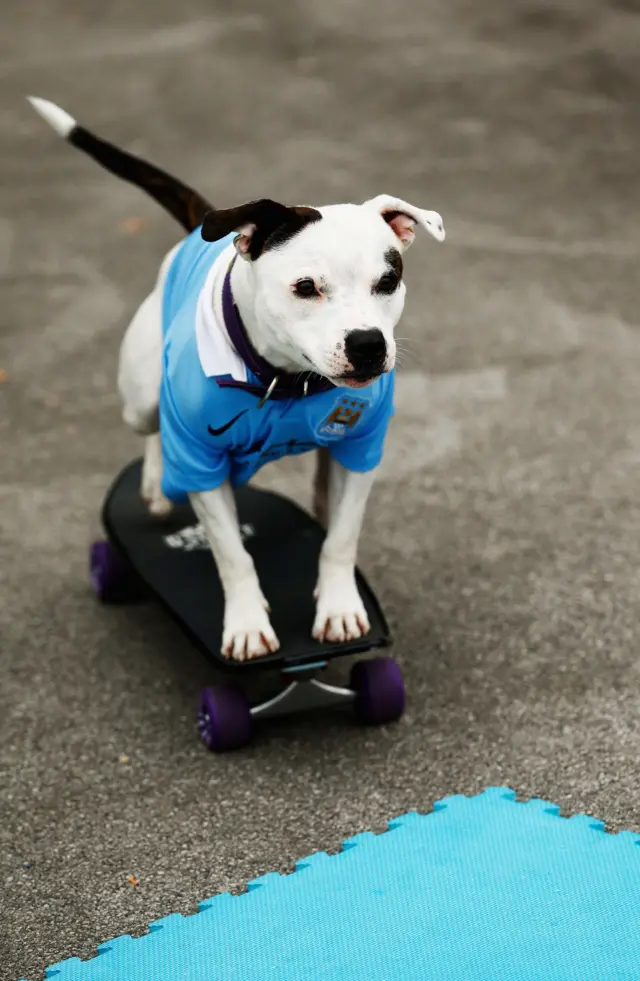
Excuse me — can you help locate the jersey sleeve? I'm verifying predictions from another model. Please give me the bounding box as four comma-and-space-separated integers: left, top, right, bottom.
328, 372, 395, 473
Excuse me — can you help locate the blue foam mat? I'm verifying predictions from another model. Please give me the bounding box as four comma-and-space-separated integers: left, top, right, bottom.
29, 788, 640, 980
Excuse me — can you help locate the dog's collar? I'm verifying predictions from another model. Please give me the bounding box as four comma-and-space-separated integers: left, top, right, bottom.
221, 257, 334, 405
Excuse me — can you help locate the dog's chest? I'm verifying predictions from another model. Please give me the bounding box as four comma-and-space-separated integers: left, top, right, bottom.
224, 390, 370, 480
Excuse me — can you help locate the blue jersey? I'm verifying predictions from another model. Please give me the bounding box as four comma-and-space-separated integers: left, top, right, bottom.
159, 228, 395, 502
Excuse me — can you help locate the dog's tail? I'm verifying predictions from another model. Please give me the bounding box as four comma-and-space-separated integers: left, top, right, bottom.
27, 96, 213, 234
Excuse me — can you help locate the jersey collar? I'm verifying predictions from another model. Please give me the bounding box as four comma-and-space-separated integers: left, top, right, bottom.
221, 257, 334, 403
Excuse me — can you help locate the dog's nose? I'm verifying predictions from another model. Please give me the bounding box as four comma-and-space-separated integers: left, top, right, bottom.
344, 328, 386, 374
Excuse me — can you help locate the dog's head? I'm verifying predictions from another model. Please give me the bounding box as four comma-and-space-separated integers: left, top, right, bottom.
201, 195, 444, 388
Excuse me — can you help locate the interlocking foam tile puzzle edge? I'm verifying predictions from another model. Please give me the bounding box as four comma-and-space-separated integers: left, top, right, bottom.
24, 787, 640, 981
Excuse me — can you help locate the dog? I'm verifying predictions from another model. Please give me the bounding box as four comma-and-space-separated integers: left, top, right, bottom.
28, 96, 445, 662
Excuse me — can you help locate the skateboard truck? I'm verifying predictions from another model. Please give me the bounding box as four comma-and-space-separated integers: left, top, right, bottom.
255, 665, 354, 719
196, 655, 404, 751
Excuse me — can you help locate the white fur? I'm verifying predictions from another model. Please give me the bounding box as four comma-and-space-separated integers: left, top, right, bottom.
29, 96, 446, 659
27, 96, 76, 138
312, 463, 375, 642
228, 204, 406, 383
116, 196, 445, 658
190, 484, 279, 660
189, 481, 279, 661
141, 433, 172, 517
118, 242, 180, 435
365, 194, 446, 244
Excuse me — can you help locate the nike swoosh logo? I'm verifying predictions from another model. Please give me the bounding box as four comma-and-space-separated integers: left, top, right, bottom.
207, 409, 248, 437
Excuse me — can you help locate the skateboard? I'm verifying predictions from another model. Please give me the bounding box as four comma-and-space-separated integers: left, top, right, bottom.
90, 459, 405, 751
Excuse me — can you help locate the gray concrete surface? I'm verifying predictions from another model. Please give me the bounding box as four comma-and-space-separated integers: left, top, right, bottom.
3, 1, 640, 978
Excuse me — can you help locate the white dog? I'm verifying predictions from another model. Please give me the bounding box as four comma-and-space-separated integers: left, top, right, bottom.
28, 96, 445, 662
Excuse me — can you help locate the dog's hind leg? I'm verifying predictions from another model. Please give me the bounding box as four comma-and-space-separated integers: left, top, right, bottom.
140, 433, 172, 517
313, 447, 330, 527
118, 243, 180, 517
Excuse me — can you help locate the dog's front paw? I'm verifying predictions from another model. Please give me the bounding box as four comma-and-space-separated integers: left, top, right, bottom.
222, 582, 280, 662
312, 563, 370, 643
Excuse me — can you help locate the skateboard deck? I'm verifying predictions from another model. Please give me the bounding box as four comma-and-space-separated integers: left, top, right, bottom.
101, 459, 391, 671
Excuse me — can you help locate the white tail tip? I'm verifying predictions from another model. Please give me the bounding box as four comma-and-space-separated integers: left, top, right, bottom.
27, 96, 76, 139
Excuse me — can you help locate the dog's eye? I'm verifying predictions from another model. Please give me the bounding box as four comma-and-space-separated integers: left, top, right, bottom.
293, 278, 318, 298
374, 271, 400, 295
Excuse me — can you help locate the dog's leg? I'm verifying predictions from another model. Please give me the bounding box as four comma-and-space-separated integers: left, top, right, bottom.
118, 243, 180, 517
140, 432, 172, 517
190, 484, 280, 661
312, 447, 330, 527
312, 458, 375, 643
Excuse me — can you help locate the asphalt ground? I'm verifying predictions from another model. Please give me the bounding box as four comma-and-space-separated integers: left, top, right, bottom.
2, 1, 640, 977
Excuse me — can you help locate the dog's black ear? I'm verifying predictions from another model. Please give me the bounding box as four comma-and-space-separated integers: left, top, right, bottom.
201, 199, 321, 260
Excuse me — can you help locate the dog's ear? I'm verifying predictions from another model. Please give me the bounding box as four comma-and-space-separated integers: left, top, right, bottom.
201, 199, 322, 260
364, 195, 445, 249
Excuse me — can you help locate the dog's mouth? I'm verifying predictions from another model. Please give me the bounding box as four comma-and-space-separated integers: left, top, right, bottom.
333, 368, 387, 389
338, 374, 379, 389
302, 355, 388, 389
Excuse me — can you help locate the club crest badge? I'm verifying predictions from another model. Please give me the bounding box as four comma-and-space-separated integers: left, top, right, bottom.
318, 397, 367, 437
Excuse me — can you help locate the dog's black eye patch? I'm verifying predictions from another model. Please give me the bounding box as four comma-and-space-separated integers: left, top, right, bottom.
373, 248, 403, 295
375, 271, 399, 294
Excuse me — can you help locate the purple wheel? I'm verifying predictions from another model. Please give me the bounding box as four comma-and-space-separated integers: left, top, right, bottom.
351, 657, 405, 725
198, 686, 253, 752
89, 540, 135, 604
